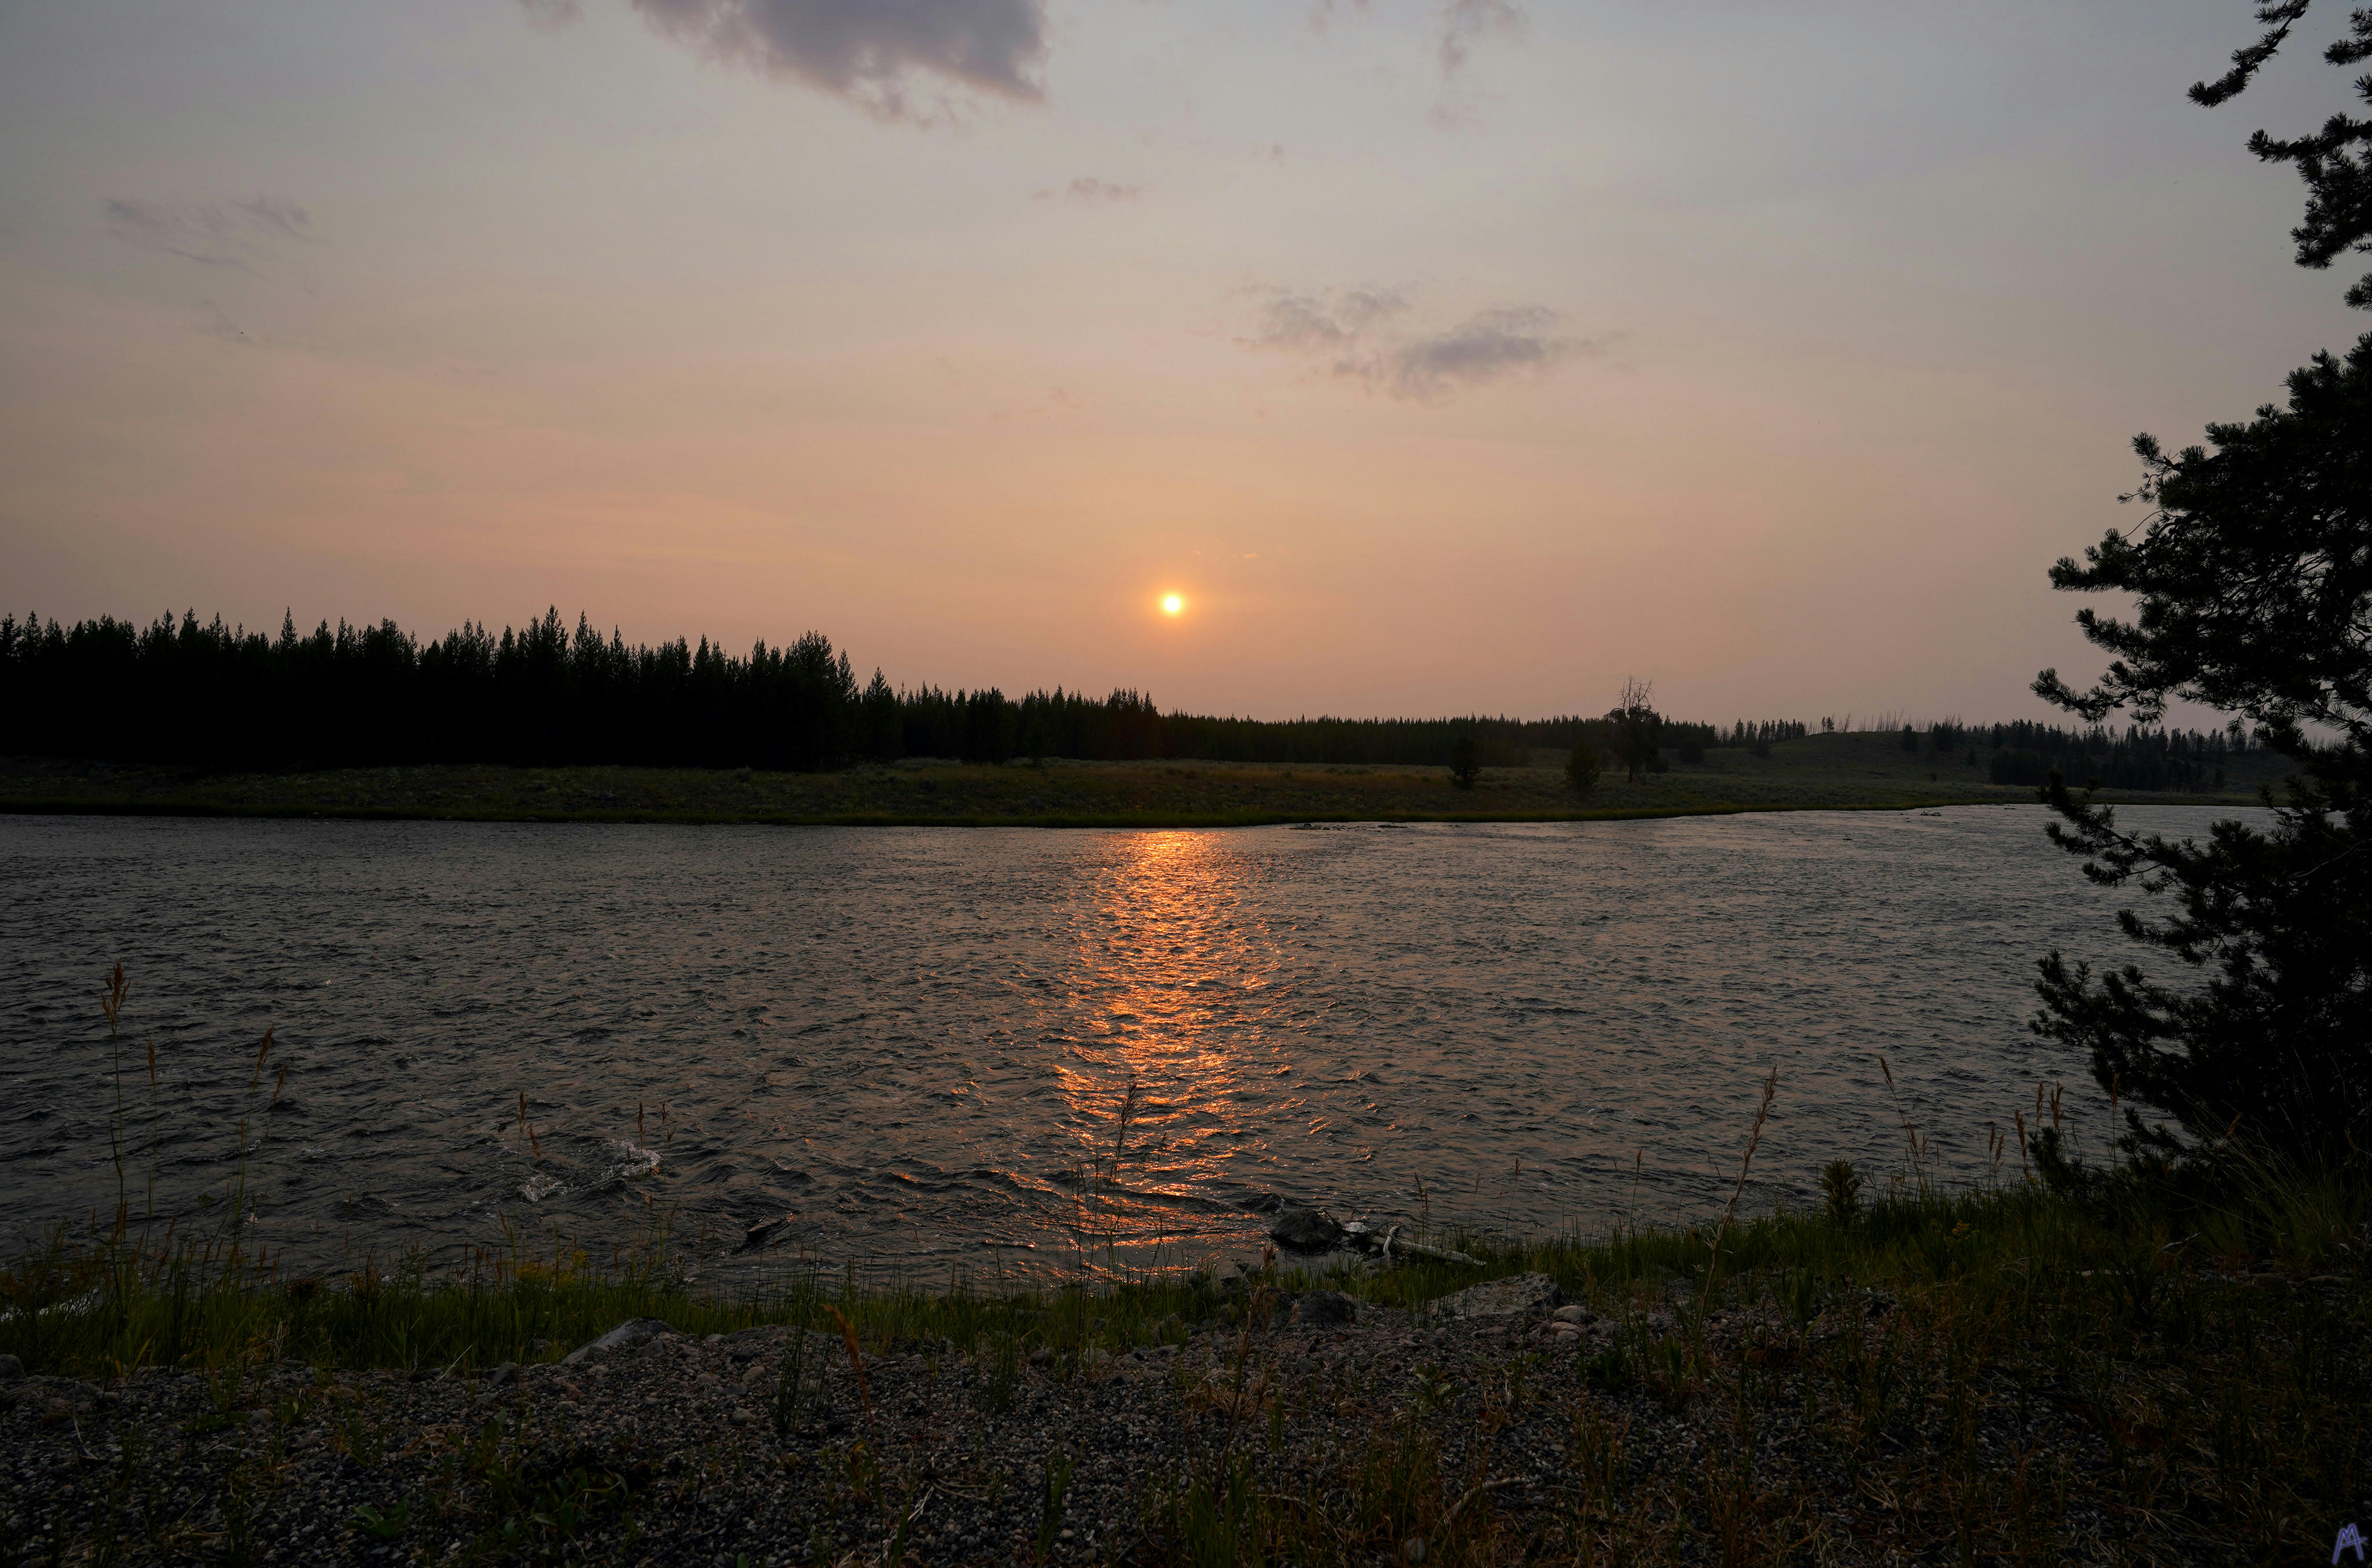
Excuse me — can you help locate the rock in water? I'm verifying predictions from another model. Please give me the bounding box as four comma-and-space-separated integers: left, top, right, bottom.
1269, 1207, 1347, 1254
563, 1318, 676, 1366
1426, 1272, 1566, 1320
734, 1215, 790, 1254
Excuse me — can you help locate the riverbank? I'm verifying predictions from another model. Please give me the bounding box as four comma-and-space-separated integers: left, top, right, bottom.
0, 732, 2284, 828
5, 1171, 2365, 1565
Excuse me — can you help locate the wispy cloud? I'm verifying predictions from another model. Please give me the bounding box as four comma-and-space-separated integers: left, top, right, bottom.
1437, 0, 1522, 77
535, 0, 1048, 120
1305, 0, 1367, 35
103, 197, 314, 269
1246, 287, 1410, 354
1242, 287, 1605, 401
1385, 306, 1597, 398
202, 301, 262, 346
1040, 177, 1140, 204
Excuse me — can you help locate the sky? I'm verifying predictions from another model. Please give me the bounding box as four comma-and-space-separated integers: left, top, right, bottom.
0, 0, 2359, 727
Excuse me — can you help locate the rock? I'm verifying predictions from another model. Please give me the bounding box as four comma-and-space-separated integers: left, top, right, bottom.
1550, 1304, 1595, 1325
720, 1325, 788, 1360
1269, 1207, 1346, 1254
1290, 1291, 1360, 1327
1401, 1537, 1429, 1563
1426, 1272, 1566, 1321
728, 1407, 755, 1427
734, 1216, 792, 1254
563, 1318, 676, 1366
0, 1355, 21, 1384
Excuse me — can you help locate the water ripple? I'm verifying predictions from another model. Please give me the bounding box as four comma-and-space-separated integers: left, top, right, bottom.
0, 808, 2257, 1280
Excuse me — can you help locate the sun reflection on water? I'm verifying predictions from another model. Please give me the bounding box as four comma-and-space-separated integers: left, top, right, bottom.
1040, 831, 1293, 1267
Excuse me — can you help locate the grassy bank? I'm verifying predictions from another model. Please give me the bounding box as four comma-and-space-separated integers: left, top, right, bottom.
0, 731, 2289, 828
6, 1164, 2367, 1564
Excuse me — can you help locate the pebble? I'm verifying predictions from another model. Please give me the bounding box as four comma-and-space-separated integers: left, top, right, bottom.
0, 1285, 2192, 1566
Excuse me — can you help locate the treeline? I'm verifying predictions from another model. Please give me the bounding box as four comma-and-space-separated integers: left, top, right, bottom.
0, 606, 2245, 784
1972, 720, 2256, 794
1, 609, 863, 771
0, 608, 1751, 772
1872, 716, 2255, 792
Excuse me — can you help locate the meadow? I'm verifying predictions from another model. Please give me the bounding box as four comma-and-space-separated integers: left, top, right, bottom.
0, 730, 2289, 830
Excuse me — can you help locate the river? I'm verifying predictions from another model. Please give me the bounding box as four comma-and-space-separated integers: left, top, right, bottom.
0, 806, 2250, 1283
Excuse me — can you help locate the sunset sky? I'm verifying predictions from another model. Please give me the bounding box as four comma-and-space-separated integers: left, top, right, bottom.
0, 1, 2355, 726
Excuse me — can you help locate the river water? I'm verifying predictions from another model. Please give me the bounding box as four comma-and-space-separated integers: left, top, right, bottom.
0, 807, 2249, 1283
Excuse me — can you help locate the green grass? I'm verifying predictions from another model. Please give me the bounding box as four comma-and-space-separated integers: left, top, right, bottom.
7, 1158, 2367, 1565
8, 1164, 2363, 1378
0, 731, 2289, 829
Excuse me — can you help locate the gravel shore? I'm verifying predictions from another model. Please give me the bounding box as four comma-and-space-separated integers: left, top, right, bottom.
0, 1273, 2145, 1566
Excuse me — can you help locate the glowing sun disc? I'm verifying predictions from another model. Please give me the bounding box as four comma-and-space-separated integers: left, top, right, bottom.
1161, 594, 1184, 615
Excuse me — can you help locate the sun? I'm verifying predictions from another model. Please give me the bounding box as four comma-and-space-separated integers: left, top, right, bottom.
1161, 594, 1184, 616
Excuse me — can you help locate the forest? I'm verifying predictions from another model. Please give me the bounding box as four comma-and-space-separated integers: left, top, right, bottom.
0, 606, 2243, 782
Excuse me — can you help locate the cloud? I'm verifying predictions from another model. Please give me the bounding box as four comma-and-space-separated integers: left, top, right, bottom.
1041, 177, 1140, 204
103, 197, 314, 269
1437, 0, 1522, 77
232, 196, 314, 242
1384, 306, 1598, 398
1305, 0, 1367, 35
1244, 287, 1409, 353
1242, 287, 1604, 401
202, 301, 262, 346
615, 0, 1046, 117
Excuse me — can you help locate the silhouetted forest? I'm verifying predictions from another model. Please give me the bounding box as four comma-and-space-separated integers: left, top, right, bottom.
1975, 720, 2252, 793
0, 607, 2247, 784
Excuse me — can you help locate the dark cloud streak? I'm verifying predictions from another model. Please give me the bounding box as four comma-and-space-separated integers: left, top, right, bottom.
1385, 306, 1600, 398
611, 0, 1047, 118
102, 197, 312, 269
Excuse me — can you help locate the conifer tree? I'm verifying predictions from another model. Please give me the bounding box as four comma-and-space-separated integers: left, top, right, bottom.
2027, 6, 2372, 1171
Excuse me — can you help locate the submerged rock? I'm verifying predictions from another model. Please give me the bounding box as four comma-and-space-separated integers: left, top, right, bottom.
1269, 1207, 1346, 1254
734, 1215, 790, 1254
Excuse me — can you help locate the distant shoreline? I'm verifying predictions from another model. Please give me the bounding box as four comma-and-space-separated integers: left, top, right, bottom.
2, 796, 2046, 828
0, 742, 2276, 830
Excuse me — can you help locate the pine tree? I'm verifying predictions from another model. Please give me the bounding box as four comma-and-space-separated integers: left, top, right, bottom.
2027, 8, 2372, 1171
